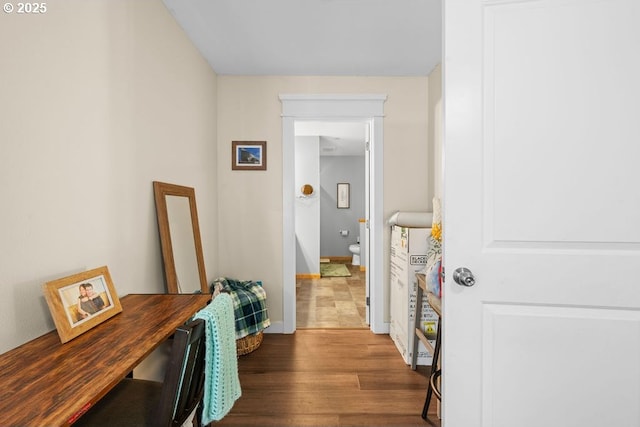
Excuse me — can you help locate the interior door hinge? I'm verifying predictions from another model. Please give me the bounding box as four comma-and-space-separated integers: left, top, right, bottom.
366, 296, 370, 306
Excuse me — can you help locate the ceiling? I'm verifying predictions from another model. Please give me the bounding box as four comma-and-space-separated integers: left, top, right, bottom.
162, 0, 442, 155
296, 121, 368, 156
162, 0, 442, 76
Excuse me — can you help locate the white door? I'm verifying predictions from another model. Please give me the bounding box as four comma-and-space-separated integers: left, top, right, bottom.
443, 0, 640, 426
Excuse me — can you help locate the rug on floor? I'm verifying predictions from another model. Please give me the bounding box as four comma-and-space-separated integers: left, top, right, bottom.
320, 263, 351, 277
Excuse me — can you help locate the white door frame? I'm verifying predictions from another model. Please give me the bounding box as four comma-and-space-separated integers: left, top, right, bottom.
280, 94, 387, 333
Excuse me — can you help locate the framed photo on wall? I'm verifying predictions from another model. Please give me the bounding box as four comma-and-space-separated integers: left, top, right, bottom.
232, 141, 267, 170
337, 182, 350, 209
43, 266, 123, 343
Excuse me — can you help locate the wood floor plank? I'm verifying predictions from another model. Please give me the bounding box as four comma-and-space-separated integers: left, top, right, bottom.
218, 414, 340, 426
229, 390, 427, 414
238, 372, 360, 391
357, 370, 430, 390
338, 413, 438, 426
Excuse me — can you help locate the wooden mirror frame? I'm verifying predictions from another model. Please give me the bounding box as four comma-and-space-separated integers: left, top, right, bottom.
153, 181, 208, 294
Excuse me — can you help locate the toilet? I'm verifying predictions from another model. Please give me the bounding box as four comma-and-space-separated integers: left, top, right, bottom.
348, 220, 367, 267
349, 243, 360, 266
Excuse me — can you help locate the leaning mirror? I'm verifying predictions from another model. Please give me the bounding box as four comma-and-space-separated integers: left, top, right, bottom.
153, 181, 208, 294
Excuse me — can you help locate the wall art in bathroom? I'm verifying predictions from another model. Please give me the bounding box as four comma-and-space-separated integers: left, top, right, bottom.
232, 141, 267, 171
337, 182, 350, 209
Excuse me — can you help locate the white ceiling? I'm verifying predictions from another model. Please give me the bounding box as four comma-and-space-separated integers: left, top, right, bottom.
162, 0, 442, 155
296, 121, 368, 156
162, 0, 442, 76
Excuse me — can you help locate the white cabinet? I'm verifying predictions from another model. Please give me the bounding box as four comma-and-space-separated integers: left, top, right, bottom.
389, 225, 438, 365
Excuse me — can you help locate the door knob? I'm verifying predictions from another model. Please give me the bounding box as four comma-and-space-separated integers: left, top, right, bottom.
453, 267, 476, 287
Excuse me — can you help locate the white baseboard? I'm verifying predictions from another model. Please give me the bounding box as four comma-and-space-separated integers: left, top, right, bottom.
264, 321, 285, 334
372, 322, 390, 334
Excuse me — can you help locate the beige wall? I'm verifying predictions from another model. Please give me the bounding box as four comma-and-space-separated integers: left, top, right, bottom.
0, 0, 218, 353
217, 77, 431, 325
1, 2, 434, 353
429, 64, 443, 199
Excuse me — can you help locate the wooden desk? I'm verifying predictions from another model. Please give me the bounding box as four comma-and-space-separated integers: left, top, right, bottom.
0, 293, 211, 426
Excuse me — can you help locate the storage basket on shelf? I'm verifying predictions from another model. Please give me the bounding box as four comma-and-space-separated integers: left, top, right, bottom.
211, 277, 270, 356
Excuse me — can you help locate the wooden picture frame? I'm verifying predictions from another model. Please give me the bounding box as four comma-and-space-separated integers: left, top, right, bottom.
337, 182, 350, 209
232, 141, 267, 170
43, 266, 123, 343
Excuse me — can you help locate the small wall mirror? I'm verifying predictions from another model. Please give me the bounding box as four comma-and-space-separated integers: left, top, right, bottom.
153, 181, 208, 294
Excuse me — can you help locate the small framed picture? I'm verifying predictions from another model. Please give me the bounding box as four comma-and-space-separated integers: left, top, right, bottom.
232, 141, 267, 170
43, 266, 123, 343
337, 183, 350, 209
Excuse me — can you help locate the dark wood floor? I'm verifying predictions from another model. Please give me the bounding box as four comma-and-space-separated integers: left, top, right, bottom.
215, 329, 441, 426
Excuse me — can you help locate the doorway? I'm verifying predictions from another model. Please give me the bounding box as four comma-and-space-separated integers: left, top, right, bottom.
294, 121, 368, 328
280, 94, 387, 334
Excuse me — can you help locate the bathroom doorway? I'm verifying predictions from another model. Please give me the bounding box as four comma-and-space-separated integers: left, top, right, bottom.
294, 121, 368, 328
280, 94, 386, 334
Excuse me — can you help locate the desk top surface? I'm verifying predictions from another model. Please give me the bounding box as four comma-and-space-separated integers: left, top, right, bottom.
0, 293, 211, 427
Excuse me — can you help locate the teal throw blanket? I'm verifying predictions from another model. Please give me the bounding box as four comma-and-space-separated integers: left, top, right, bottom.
194, 293, 242, 424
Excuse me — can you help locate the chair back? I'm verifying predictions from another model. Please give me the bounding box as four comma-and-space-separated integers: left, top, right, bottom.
156, 318, 207, 427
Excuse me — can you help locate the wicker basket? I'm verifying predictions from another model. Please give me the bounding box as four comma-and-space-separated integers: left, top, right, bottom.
236, 331, 263, 356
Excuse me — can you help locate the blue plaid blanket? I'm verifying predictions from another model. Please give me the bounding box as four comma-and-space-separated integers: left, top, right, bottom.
212, 277, 271, 339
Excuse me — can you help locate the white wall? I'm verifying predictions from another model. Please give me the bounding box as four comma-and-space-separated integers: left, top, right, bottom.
294, 136, 320, 274
217, 76, 430, 325
0, 0, 218, 353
